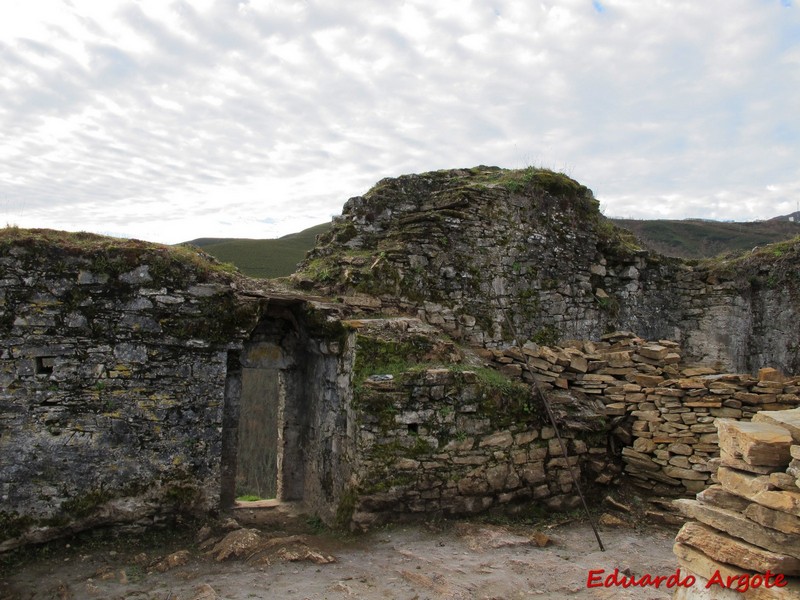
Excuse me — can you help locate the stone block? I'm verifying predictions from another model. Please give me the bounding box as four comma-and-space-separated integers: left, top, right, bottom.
746, 502, 800, 535
675, 521, 800, 575
696, 485, 751, 512
664, 465, 708, 481
628, 373, 664, 387
678, 378, 707, 390
519, 462, 546, 484
669, 443, 693, 456
716, 419, 793, 467
673, 542, 800, 600
717, 467, 800, 517
769, 472, 799, 492
719, 450, 774, 475
753, 409, 800, 443
675, 498, 800, 558
759, 367, 786, 383
638, 344, 670, 360
478, 430, 514, 448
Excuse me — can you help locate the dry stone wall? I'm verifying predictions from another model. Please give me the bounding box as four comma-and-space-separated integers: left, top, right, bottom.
478, 331, 800, 496
347, 366, 614, 529
0, 239, 254, 550
3, 160, 800, 554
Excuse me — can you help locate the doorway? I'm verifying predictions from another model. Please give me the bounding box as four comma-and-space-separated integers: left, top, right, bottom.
219, 300, 354, 523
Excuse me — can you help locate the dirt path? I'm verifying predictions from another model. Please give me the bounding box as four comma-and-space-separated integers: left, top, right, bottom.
1, 518, 681, 600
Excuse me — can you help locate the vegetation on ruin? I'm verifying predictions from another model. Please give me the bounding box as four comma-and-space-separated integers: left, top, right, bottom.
0, 227, 239, 284
699, 235, 800, 290
469, 165, 594, 203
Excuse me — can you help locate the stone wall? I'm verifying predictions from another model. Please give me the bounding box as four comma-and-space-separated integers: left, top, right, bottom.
346, 367, 613, 529
2, 221, 800, 551
478, 331, 800, 496
0, 231, 355, 551
295, 166, 800, 374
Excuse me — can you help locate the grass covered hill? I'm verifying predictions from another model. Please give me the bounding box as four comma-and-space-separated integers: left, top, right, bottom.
182, 223, 331, 279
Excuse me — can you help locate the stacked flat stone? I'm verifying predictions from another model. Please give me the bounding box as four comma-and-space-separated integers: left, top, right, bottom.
350, 368, 616, 530
673, 407, 800, 599
484, 333, 800, 495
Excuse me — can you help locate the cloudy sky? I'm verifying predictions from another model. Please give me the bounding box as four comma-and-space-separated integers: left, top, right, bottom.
1, 0, 799, 244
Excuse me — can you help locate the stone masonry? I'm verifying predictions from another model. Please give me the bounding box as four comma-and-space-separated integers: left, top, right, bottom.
2, 166, 800, 551
478, 331, 800, 496
296, 166, 800, 374
0, 231, 355, 552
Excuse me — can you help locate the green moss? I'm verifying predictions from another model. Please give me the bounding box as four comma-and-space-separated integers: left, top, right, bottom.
356, 389, 400, 432
701, 236, 800, 286
163, 293, 259, 343
532, 326, 560, 346
164, 483, 201, 511
363, 472, 416, 494
303, 306, 353, 348
60, 488, 114, 519
0, 228, 239, 283
334, 486, 359, 529
353, 335, 434, 383
595, 218, 643, 258
0, 511, 35, 542
595, 294, 620, 317
470, 166, 593, 204
476, 378, 542, 428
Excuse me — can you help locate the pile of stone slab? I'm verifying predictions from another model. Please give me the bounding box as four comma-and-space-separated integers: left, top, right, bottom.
673, 407, 800, 599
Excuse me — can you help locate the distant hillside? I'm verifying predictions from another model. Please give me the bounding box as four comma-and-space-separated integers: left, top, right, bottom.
609, 217, 800, 259
183, 213, 800, 278
182, 223, 331, 279
769, 210, 800, 223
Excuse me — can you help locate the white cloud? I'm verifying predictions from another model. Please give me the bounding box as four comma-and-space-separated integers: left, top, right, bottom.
0, 0, 799, 243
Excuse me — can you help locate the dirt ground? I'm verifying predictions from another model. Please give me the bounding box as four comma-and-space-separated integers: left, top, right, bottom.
1, 510, 682, 600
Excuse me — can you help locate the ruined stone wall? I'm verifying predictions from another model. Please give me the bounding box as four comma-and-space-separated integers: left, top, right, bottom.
480, 331, 800, 497
0, 231, 355, 551
0, 233, 263, 550
2, 218, 799, 550
346, 368, 613, 529
295, 167, 800, 374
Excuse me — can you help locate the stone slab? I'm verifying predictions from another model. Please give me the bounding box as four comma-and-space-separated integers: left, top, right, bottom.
720, 450, 776, 475
718, 466, 800, 517
696, 485, 751, 513
746, 502, 800, 536
675, 499, 800, 559
673, 543, 800, 600
716, 419, 792, 467
676, 521, 800, 575
754, 409, 800, 444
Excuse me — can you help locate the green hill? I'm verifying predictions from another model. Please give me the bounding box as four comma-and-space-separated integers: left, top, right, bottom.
610, 217, 800, 259
182, 222, 331, 279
